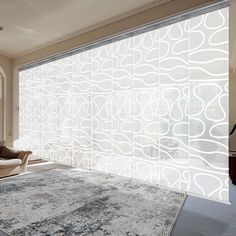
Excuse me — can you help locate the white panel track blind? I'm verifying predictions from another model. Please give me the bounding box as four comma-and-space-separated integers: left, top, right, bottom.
15, 7, 229, 202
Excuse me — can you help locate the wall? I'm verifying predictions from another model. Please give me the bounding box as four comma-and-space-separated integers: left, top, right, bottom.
229, 0, 236, 150
0, 54, 13, 145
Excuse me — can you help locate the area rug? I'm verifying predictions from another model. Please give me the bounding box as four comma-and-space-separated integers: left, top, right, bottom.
0, 169, 186, 236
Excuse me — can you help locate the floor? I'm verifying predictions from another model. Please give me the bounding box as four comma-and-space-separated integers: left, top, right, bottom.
1, 162, 236, 236
172, 182, 236, 236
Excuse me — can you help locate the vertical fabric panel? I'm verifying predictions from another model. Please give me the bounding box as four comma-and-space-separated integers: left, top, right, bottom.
91, 44, 112, 172
159, 19, 190, 192
133, 31, 160, 184
72, 51, 92, 168
111, 37, 134, 178
15, 8, 229, 202
54, 56, 73, 166
42, 61, 57, 161
189, 8, 229, 201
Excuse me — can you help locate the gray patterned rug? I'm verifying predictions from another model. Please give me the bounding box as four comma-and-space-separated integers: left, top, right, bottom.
0, 169, 186, 236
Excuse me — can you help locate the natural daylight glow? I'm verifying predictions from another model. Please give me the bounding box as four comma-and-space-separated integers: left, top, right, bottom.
15, 8, 229, 202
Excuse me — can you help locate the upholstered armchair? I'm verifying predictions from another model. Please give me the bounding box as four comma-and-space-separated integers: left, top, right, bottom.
0, 146, 32, 178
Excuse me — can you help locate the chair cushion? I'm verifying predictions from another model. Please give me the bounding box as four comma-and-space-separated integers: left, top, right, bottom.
0, 146, 20, 159
0, 158, 22, 168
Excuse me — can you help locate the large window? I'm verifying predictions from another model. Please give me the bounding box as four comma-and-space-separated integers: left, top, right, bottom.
15, 7, 229, 202
0, 72, 4, 143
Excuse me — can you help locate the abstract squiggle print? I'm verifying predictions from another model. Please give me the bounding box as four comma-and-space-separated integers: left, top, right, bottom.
15, 8, 229, 202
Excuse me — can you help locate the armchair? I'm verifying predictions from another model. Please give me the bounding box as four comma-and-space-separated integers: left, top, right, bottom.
0, 146, 32, 178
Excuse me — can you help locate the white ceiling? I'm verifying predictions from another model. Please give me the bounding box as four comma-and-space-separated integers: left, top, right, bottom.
0, 0, 165, 58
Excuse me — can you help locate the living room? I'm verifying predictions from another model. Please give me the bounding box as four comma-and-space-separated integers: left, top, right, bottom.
0, 0, 236, 235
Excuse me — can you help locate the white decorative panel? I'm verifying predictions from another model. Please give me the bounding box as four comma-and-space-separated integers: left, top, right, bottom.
41, 61, 57, 162
189, 8, 229, 201
72, 50, 92, 168
91, 44, 112, 173
158, 19, 190, 192
15, 8, 229, 202
133, 31, 160, 184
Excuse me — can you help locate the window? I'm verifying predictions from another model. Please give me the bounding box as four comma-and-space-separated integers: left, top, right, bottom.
15, 7, 229, 202
0, 72, 4, 143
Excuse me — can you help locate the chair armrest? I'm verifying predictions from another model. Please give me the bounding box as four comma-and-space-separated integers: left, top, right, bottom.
0, 145, 32, 165
17, 151, 32, 165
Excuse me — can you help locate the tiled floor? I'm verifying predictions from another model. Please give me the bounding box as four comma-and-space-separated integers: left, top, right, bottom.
1, 162, 236, 236
172, 182, 236, 236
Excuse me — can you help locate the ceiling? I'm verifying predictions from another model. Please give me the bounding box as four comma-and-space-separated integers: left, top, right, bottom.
0, 0, 166, 58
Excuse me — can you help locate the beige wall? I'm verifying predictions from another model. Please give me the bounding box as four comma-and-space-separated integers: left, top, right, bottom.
0, 54, 13, 146
9, 0, 235, 149
229, 0, 236, 150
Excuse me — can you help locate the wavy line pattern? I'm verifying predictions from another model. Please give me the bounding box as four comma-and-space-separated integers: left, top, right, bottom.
14, 8, 229, 202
